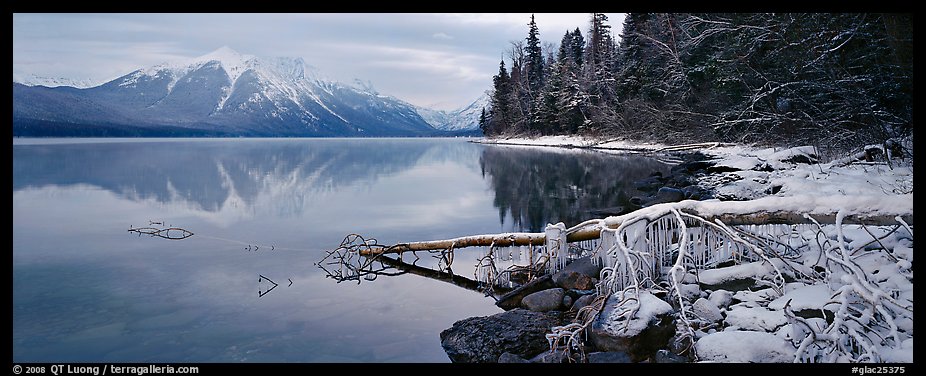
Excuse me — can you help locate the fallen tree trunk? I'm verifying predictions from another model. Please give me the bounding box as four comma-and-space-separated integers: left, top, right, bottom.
360, 195, 912, 256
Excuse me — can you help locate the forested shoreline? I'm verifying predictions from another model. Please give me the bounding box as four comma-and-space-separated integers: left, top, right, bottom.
479, 13, 913, 159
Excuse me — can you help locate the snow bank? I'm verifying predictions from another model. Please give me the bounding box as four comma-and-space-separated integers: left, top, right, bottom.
696, 331, 795, 363
698, 261, 773, 287
724, 305, 787, 332
767, 283, 833, 311
474, 136, 913, 363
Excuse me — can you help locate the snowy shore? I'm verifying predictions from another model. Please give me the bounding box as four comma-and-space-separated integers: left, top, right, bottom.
475, 135, 912, 207
458, 135, 913, 363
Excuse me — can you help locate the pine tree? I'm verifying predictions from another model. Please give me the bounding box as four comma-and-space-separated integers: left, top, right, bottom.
487, 59, 512, 136
478, 107, 490, 135
525, 14, 544, 96
523, 15, 546, 135
571, 28, 585, 68
582, 13, 619, 134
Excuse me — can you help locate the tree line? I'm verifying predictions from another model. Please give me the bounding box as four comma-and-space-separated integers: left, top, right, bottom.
479, 13, 913, 156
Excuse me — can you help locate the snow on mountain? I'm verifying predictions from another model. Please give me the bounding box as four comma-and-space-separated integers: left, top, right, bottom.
13, 73, 100, 89
14, 47, 444, 137
416, 93, 488, 132
416, 106, 452, 129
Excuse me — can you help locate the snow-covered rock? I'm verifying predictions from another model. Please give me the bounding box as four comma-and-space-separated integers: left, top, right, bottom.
724, 305, 787, 332
698, 261, 777, 291
767, 283, 833, 312
696, 331, 795, 363
708, 290, 734, 309
691, 298, 723, 323
878, 338, 914, 363
588, 291, 675, 361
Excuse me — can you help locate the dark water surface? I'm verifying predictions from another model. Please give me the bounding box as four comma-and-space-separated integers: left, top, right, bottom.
12, 137, 671, 362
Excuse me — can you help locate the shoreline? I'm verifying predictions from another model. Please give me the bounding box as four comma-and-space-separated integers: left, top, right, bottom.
440, 135, 913, 363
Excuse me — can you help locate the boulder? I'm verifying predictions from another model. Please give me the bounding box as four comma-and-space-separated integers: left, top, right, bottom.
647, 187, 686, 205
559, 256, 602, 279
570, 294, 596, 312
440, 309, 564, 363
724, 305, 787, 332
552, 271, 595, 291
588, 292, 676, 362
562, 295, 573, 309
691, 298, 723, 323
495, 274, 555, 311
707, 289, 734, 309
634, 175, 666, 193
552, 256, 601, 291
522, 288, 565, 312
677, 283, 702, 301
698, 261, 775, 292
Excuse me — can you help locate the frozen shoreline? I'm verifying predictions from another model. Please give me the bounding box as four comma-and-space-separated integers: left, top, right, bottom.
455, 135, 914, 363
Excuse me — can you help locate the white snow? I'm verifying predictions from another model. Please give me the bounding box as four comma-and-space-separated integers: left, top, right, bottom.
691, 298, 723, 323
767, 283, 833, 311
476, 137, 913, 216
416, 93, 489, 131
13, 73, 100, 88
189, 46, 256, 85
698, 261, 773, 286
477, 135, 912, 364
597, 291, 673, 337
696, 331, 795, 363
724, 305, 788, 332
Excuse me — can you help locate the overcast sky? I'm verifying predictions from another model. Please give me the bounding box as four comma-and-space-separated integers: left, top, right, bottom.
12, 13, 624, 111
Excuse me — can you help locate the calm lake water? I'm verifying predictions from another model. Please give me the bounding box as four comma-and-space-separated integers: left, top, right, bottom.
13, 137, 671, 363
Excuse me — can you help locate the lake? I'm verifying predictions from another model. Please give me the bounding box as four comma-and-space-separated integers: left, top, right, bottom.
12, 137, 672, 362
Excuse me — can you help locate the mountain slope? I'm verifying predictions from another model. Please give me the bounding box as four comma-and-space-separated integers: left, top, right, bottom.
415, 93, 488, 132
13, 47, 447, 137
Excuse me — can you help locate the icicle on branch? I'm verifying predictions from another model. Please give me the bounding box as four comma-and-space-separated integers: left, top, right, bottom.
351, 195, 912, 258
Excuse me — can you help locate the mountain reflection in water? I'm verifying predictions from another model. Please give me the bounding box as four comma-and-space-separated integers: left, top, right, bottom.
14, 139, 671, 233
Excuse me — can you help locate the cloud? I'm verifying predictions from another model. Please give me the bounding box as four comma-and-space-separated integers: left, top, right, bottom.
431, 32, 454, 40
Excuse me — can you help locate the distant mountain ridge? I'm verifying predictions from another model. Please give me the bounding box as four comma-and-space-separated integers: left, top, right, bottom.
13, 47, 483, 137
415, 93, 487, 132
12, 73, 100, 89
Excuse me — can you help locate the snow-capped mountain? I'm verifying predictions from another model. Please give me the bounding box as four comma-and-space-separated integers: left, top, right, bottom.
415, 93, 488, 132
13, 73, 100, 89
13, 47, 455, 137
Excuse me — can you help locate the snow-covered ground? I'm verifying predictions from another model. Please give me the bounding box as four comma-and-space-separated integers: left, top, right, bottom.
477, 135, 913, 207
478, 135, 913, 363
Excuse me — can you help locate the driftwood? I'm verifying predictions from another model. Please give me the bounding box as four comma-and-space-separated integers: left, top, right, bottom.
127, 226, 194, 240
358, 196, 913, 256
323, 194, 913, 364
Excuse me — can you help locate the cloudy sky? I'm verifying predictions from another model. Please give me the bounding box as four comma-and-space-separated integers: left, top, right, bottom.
12, 13, 624, 111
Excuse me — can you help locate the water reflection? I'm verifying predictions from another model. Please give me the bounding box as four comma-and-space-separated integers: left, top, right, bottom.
478, 146, 672, 232
13, 138, 676, 363
13, 139, 482, 217
14, 140, 672, 234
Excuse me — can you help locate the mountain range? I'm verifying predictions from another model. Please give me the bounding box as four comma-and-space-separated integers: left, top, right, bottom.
13, 47, 484, 137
